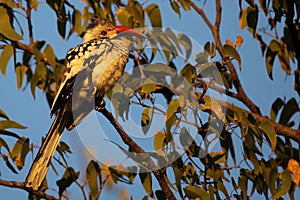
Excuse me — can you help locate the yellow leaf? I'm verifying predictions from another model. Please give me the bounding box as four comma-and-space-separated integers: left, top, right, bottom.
225, 39, 235, 47
287, 159, 300, 185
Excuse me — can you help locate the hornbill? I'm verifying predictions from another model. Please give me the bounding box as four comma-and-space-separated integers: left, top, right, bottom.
25, 18, 145, 191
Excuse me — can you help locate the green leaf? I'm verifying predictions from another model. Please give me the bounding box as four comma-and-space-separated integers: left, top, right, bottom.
15, 63, 28, 91
86, 160, 101, 199
72, 9, 84, 35
154, 132, 165, 151
184, 185, 210, 199
165, 28, 182, 53
246, 5, 258, 35
270, 98, 284, 121
116, 8, 133, 27
30, 62, 47, 99
11, 137, 29, 169
259, 119, 277, 150
0, 7, 23, 41
178, 0, 191, 10
141, 107, 153, 135
170, 1, 181, 18
127, 0, 145, 27
272, 170, 292, 199
0, 137, 11, 153
223, 44, 242, 70
166, 99, 180, 122
0, 109, 9, 120
0, 120, 27, 130
279, 98, 299, 126
56, 167, 80, 198
145, 4, 162, 27
0, 44, 14, 76
178, 33, 192, 61
139, 171, 153, 196
172, 166, 183, 198
43, 44, 56, 69
265, 40, 280, 80
180, 64, 196, 84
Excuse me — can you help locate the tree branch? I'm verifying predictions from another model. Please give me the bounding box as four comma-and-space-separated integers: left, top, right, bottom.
191, 1, 261, 115
25, 0, 34, 46
196, 92, 300, 143
0, 179, 58, 200
98, 108, 176, 200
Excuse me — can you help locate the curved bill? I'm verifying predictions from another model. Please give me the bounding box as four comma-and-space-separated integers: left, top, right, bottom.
115, 25, 147, 38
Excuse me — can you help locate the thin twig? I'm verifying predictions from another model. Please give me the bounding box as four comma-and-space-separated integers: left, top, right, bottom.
191, 1, 261, 115
98, 107, 176, 200
0, 179, 58, 200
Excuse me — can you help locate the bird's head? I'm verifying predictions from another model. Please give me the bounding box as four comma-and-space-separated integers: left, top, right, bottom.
83, 18, 145, 43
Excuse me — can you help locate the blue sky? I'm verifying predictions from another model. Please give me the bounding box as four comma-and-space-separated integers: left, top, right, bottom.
0, 0, 299, 199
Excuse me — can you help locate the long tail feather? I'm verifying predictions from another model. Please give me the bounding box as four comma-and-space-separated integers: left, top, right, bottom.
25, 109, 69, 191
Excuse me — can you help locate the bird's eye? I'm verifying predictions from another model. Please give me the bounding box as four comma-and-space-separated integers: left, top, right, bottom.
101, 31, 107, 36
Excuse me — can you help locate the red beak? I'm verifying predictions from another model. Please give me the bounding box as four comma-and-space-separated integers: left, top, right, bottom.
115, 26, 146, 38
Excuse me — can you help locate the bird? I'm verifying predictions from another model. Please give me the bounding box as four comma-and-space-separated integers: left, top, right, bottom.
25, 18, 145, 191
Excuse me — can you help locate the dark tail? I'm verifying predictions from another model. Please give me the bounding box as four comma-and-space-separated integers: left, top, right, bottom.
25, 109, 69, 191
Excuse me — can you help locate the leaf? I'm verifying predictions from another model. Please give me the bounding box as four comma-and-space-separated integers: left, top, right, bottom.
223, 44, 242, 71
259, 119, 277, 151
72, 9, 84, 35
43, 44, 56, 69
166, 99, 180, 122
225, 39, 235, 47
0, 109, 9, 120
116, 8, 133, 27
0, 120, 27, 130
153, 131, 166, 151
0, 137, 11, 153
165, 28, 182, 53
56, 167, 80, 198
287, 159, 300, 185
15, 63, 28, 91
239, 7, 248, 29
265, 40, 280, 80
202, 98, 223, 120
259, 0, 268, 16
170, 1, 181, 18
204, 41, 216, 58
180, 64, 196, 84
127, 0, 145, 27
141, 107, 153, 135
178, 0, 191, 10
0, 44, 14, 76
270, 98, 284, 121
145, 4, 162, 27
139, 171, 153, 196
172, 166, 183, 198
279, 98, 299, 126
0, 7, 23, 41
236, 35, 244, 47
86, 160, 101, 199
246, 5, 258, 36
11, 137, 29, 169
272, 170, 292, 199
30, 62, 47, 99
184, 185, 210, 199
178, 33, 192, 61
